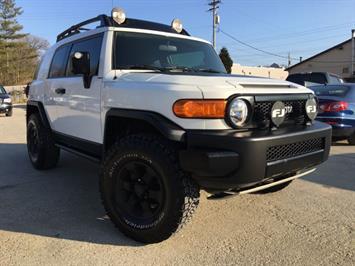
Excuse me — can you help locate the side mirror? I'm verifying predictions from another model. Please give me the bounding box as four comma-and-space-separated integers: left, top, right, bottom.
72, 52, 91, 88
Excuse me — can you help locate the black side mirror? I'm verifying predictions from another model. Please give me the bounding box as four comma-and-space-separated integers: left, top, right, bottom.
72, 51, 91, 88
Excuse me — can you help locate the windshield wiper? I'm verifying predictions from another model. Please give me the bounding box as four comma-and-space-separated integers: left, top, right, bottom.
123, 65, 165, 72
161, 66, 195, 72
193, 68, 224, 74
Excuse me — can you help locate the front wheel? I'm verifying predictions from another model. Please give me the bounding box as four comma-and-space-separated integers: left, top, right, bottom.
6, 110, 12, 117
100, 134, 200, 243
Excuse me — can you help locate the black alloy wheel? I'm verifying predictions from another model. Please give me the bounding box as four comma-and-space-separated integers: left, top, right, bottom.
114, 161, 165, 224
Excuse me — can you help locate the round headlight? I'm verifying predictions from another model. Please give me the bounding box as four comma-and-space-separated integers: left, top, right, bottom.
228, 98, 250, 127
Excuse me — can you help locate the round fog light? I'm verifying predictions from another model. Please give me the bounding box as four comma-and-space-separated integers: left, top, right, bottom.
228, 98, 250, 127
305, 98, 318, 121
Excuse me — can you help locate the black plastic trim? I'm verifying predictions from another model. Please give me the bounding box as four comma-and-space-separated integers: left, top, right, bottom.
181, 121, 332, 191
26, 100, 51, 129
104, 108, 186, 144
53, 131, 102, 160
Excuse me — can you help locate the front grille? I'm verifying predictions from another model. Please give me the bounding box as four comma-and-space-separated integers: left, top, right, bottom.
254, 99, 307, 125
266, 138, 324, 162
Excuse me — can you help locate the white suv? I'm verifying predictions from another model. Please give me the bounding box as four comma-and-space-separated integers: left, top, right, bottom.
27, 9, 332, 243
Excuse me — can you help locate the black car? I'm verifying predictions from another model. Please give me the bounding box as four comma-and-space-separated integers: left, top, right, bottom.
309, 84, 355, 145
287, 72, 343, 87
0, 85, 13, 117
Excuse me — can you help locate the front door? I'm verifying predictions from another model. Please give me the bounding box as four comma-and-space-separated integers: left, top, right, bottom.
54, 34, 104, 144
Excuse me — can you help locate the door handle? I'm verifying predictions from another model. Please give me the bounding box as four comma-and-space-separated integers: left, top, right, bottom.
55, 88, 66, 95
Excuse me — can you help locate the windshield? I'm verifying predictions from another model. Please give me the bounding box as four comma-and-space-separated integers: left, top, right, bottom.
0, 85, 6, 94
310, 85, 350, 98
113, 31, 227, 74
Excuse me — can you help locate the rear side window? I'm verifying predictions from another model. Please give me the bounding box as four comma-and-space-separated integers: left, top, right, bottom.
66, 35, 103, 76
310, 85, 350, 97
49, 45, 71, 78
308, 73, 327, 84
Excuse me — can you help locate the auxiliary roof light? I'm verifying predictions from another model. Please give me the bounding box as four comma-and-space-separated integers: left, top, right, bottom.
112, 8, 126, 25
171, 18, 183, 33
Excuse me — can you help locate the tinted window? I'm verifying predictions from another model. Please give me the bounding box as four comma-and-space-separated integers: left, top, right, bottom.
0, 85, 6, 94
67, 35, 103, 76
113, 32, 226, 73
310, 85, 350, 98
286, 74, 304, 85
308, 73, 327, 84
287, 73, 327, 85
49, 45, 71, 78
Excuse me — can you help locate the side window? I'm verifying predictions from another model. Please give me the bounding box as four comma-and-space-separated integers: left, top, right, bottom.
48, 45, 71, 78
66, 35, 103, 77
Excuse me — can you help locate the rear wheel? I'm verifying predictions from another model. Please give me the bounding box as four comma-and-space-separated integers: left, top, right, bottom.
100, 134, 200, 243
348, 133, 355, 145
27, 114, 60, 170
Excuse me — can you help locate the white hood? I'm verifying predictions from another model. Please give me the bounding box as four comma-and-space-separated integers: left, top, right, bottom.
118, 72, 312, 99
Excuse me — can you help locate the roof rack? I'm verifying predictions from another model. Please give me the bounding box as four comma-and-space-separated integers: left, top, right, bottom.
56, 15, 190, 43
56, 15, 113, 42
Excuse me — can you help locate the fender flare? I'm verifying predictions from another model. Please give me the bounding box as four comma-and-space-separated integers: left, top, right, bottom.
104, 108, 186, 143
26, 100, 51, 129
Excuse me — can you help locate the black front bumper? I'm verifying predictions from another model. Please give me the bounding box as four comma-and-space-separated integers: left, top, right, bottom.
180, 121, 331, 191
0, 103, 12, 113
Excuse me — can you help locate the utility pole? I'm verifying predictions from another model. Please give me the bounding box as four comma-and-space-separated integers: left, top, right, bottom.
288, 52, 291, 67
208, 0, 221, 49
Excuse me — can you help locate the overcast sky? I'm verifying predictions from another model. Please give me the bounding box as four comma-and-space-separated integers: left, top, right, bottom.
17, 0, 355, 67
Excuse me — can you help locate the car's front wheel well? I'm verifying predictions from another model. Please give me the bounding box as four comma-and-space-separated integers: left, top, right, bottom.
104, 116, 165, 152
26, 104, 39, 124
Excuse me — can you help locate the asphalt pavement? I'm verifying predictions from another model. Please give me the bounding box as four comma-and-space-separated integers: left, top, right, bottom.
0, 105, 354, 265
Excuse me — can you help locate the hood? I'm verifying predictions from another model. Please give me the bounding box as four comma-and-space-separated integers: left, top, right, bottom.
118, 72, 312, 99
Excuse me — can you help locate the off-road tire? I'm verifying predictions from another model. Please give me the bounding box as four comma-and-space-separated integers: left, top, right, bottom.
257, 180, 293, 194
348, 134, 355, 145
6, 110, 12, 117
100, 134, 200, 243
27, 114, 60, 170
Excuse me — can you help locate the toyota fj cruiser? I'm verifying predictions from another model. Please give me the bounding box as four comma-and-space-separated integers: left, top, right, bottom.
26, 8, 332, 243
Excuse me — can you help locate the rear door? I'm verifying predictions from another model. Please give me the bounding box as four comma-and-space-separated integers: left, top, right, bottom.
45, 44, 72, 130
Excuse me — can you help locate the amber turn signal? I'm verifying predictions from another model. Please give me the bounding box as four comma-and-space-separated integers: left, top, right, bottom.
173, 99, 227, 118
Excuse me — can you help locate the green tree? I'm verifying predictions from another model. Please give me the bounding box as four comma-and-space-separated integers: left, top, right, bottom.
219, 47, 233, 74
0, 0, 26, 85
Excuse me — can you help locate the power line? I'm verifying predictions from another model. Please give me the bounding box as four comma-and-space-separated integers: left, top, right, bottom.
219, 28, 294, 60
219, 28, 354, 64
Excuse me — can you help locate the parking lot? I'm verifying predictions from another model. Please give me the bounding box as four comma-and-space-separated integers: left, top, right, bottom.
0, 105, 354, 265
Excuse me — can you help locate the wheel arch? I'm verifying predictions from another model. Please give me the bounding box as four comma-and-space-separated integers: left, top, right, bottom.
26, 101, 51, 129
103, 109, 186, 152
